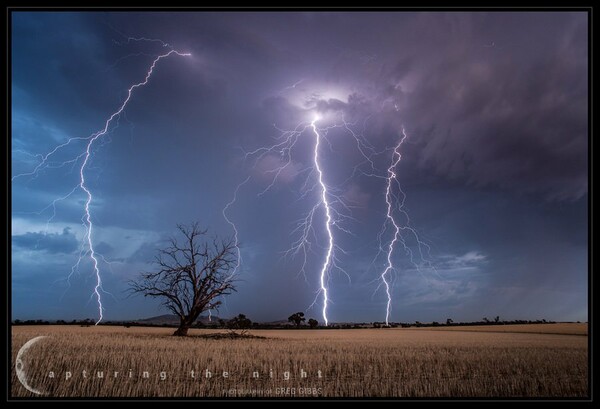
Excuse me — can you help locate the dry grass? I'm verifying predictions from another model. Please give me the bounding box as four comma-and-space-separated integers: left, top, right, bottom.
11, 325, 588, 398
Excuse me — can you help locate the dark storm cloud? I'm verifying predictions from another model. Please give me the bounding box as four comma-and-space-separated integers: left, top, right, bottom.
404, 17, 587, 201
196, 12, 588, 201
88, 12, 587, 203
366, 13, 587, 201
11, 12, 588, 322
12, 228, 78, 254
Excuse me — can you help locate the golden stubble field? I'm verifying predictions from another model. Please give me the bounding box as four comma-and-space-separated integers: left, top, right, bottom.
11, 324, 588, 398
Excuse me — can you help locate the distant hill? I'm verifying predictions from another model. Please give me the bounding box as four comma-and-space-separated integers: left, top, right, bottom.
263, 319, 293, 326
136, 314, 219, 325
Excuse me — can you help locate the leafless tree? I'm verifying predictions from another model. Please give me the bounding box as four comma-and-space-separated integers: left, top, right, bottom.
129, 223, 237, 336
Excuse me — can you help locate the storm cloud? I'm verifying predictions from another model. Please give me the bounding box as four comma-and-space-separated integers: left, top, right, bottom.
12, 228, 79, 254
11, 12, 588, 322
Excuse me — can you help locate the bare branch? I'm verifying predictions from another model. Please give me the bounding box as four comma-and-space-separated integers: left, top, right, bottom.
129, 222, 238, 336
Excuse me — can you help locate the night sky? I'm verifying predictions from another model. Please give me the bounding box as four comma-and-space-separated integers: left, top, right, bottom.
11, 12, 588, 323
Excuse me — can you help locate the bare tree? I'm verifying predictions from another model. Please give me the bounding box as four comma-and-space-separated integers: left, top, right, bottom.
129, 223, 237, 336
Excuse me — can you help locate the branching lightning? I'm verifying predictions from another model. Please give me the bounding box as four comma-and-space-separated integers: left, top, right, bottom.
374, 127, 437, 325
222, 175, 251, 280
380, 131, 405, 326
311, 117, 333, 326
13, 45, 190, 324
13, 27, 441, 327
226, 112, 356, 326
223, 104, 435, 327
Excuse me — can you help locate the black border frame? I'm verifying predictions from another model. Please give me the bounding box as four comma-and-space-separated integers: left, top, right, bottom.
4, 5, 594, 403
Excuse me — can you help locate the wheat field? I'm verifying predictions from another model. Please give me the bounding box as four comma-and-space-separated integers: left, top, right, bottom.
11, 324, 588, 398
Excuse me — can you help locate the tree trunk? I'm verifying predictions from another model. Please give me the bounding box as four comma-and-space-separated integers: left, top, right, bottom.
173, 325, 189, 336
173, 320, 191, 336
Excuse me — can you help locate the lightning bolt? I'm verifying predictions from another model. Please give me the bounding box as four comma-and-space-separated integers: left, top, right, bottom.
376, 127, 437, 325
224, 92, 432, 326
210, 175, 251, 321
311, 116, 333, 326
226, 112, 354, 326
13, 46, 191, 324
380, 131, 405, 326
222, 175, 251, 279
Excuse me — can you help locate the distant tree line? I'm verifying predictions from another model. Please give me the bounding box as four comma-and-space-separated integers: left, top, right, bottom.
12, 316, 567, 329
374, 317, 558, 329
12, 319, 97, 326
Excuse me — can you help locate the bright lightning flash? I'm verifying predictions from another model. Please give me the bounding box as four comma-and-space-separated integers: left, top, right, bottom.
311, 116, 333, 326
13, 47, 191, 324
224, 92, 434, 326
226, 112, 355, 326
